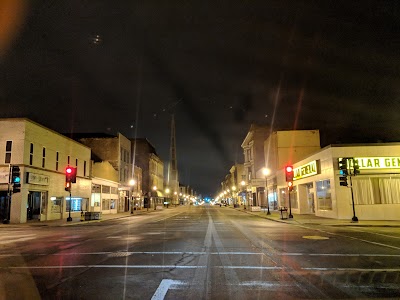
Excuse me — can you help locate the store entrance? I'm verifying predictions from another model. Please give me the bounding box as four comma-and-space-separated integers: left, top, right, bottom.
27, 191, 41, 220
0, 191, 8, 221
306, 183, 315, 214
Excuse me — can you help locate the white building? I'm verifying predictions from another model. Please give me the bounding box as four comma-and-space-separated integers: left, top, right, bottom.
0, 118, 91, 223
276, 143, 400, 220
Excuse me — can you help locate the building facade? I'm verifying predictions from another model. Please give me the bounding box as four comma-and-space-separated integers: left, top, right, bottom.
241, 124, 270, 208
0, 119, 91, 223
263, 130, 321, 211
77, 133, 133, 212
276, 143, 400, 220
131, 138, 164, 208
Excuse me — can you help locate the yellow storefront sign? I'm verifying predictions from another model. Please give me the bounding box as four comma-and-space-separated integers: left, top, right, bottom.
355, 157, 400, 169
293, 160, 318, 180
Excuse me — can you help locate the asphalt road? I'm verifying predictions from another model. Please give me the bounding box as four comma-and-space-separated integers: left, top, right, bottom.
1, 206, 399, 299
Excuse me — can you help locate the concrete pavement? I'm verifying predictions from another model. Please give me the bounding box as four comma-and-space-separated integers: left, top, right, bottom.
2, 204, 400, 227
231, 205, 400, 227
0, 207, 163, 227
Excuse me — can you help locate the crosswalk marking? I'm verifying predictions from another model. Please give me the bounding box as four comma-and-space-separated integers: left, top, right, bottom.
0, 232, 36, 245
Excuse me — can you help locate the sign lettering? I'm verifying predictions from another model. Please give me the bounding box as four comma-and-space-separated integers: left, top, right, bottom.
293, 160, 319, 180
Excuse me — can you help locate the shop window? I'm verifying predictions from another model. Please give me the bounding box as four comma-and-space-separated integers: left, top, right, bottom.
102, 199, 110, 210
91, 193, 100, 207
353, 177, 400, 205
92, 184, 101, 193
41, 191, 48, 215
50, 196, 62, 213
102, 185, 111, 193
316, 180, 332, 210
291, 187, 298, 209
66, 197, 87, 212
5, 141, 12, 163
111, 187, 118, 194
110, 199, 116, 209
279, 188, 288, 207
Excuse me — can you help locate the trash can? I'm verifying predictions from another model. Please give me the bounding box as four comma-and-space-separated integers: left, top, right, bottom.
279, 207, 288, 220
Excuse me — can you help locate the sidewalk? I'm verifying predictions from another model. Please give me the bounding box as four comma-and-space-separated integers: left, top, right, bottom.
0, 207, 163, 228
231, 206, 400, 227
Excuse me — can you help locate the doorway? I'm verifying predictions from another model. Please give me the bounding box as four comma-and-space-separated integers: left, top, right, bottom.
27, 191, 41, 220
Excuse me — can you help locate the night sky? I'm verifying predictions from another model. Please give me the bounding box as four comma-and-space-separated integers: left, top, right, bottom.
1, 1, 399, 196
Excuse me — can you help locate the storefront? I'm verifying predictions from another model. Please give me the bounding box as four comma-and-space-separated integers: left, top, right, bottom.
91, 178, 119, 214
276, 144, 400, 220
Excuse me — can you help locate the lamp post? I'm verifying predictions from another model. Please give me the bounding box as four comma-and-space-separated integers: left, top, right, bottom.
129, 179, 136, 214
262, 167, 271, 215
240, 180, 246, 209
165, 188, 170, 208
152, 185, 157, 210
231, 186, 237, 207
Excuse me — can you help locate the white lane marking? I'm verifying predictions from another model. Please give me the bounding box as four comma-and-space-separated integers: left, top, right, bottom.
151, 279, 185, 300
216, 266, 284, 270
6, 265, 206, 269
4, 265, 400, 273
2, 251, 400, 258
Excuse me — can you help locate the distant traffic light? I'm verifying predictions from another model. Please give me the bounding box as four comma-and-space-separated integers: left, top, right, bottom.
11, 165, 21, 193
65, 166, 77, 183
338, 158, 349, 187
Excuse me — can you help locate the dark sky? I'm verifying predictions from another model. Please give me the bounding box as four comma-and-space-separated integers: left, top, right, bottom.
1, 1, 400, 196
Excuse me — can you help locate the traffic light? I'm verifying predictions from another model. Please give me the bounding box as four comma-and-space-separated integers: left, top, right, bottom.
65, 166, 77, 183
353, 159, 360, 176
11, 165, 21, 193
285, 165, 294, 191
287, 181, 294, 192
65, 181, 71, 192
285, 165, 294, 182
338, 158, 348, 187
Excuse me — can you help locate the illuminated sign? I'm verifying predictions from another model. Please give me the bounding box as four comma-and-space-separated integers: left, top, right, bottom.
355, 157, 400, 169
293, 160, 319, 180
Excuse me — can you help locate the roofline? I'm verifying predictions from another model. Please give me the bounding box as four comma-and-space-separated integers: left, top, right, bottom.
1, 118, 92, 151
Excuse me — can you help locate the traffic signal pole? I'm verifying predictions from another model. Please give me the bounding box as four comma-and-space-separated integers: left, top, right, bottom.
67, 189, 72, 222
2, 165, 11, 224
349, 176, 358, 222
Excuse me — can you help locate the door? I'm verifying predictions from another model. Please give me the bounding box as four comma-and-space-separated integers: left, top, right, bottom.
28, 192, 41, 220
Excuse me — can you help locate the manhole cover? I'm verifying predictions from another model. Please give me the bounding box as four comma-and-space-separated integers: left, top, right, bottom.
302, 235, 329, 240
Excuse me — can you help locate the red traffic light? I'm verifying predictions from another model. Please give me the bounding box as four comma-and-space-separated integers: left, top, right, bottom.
65, 166, 77, 183
285, 165, 294, 182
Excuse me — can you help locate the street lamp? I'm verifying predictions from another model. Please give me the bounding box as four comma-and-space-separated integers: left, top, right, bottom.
262, 167, 271, 215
